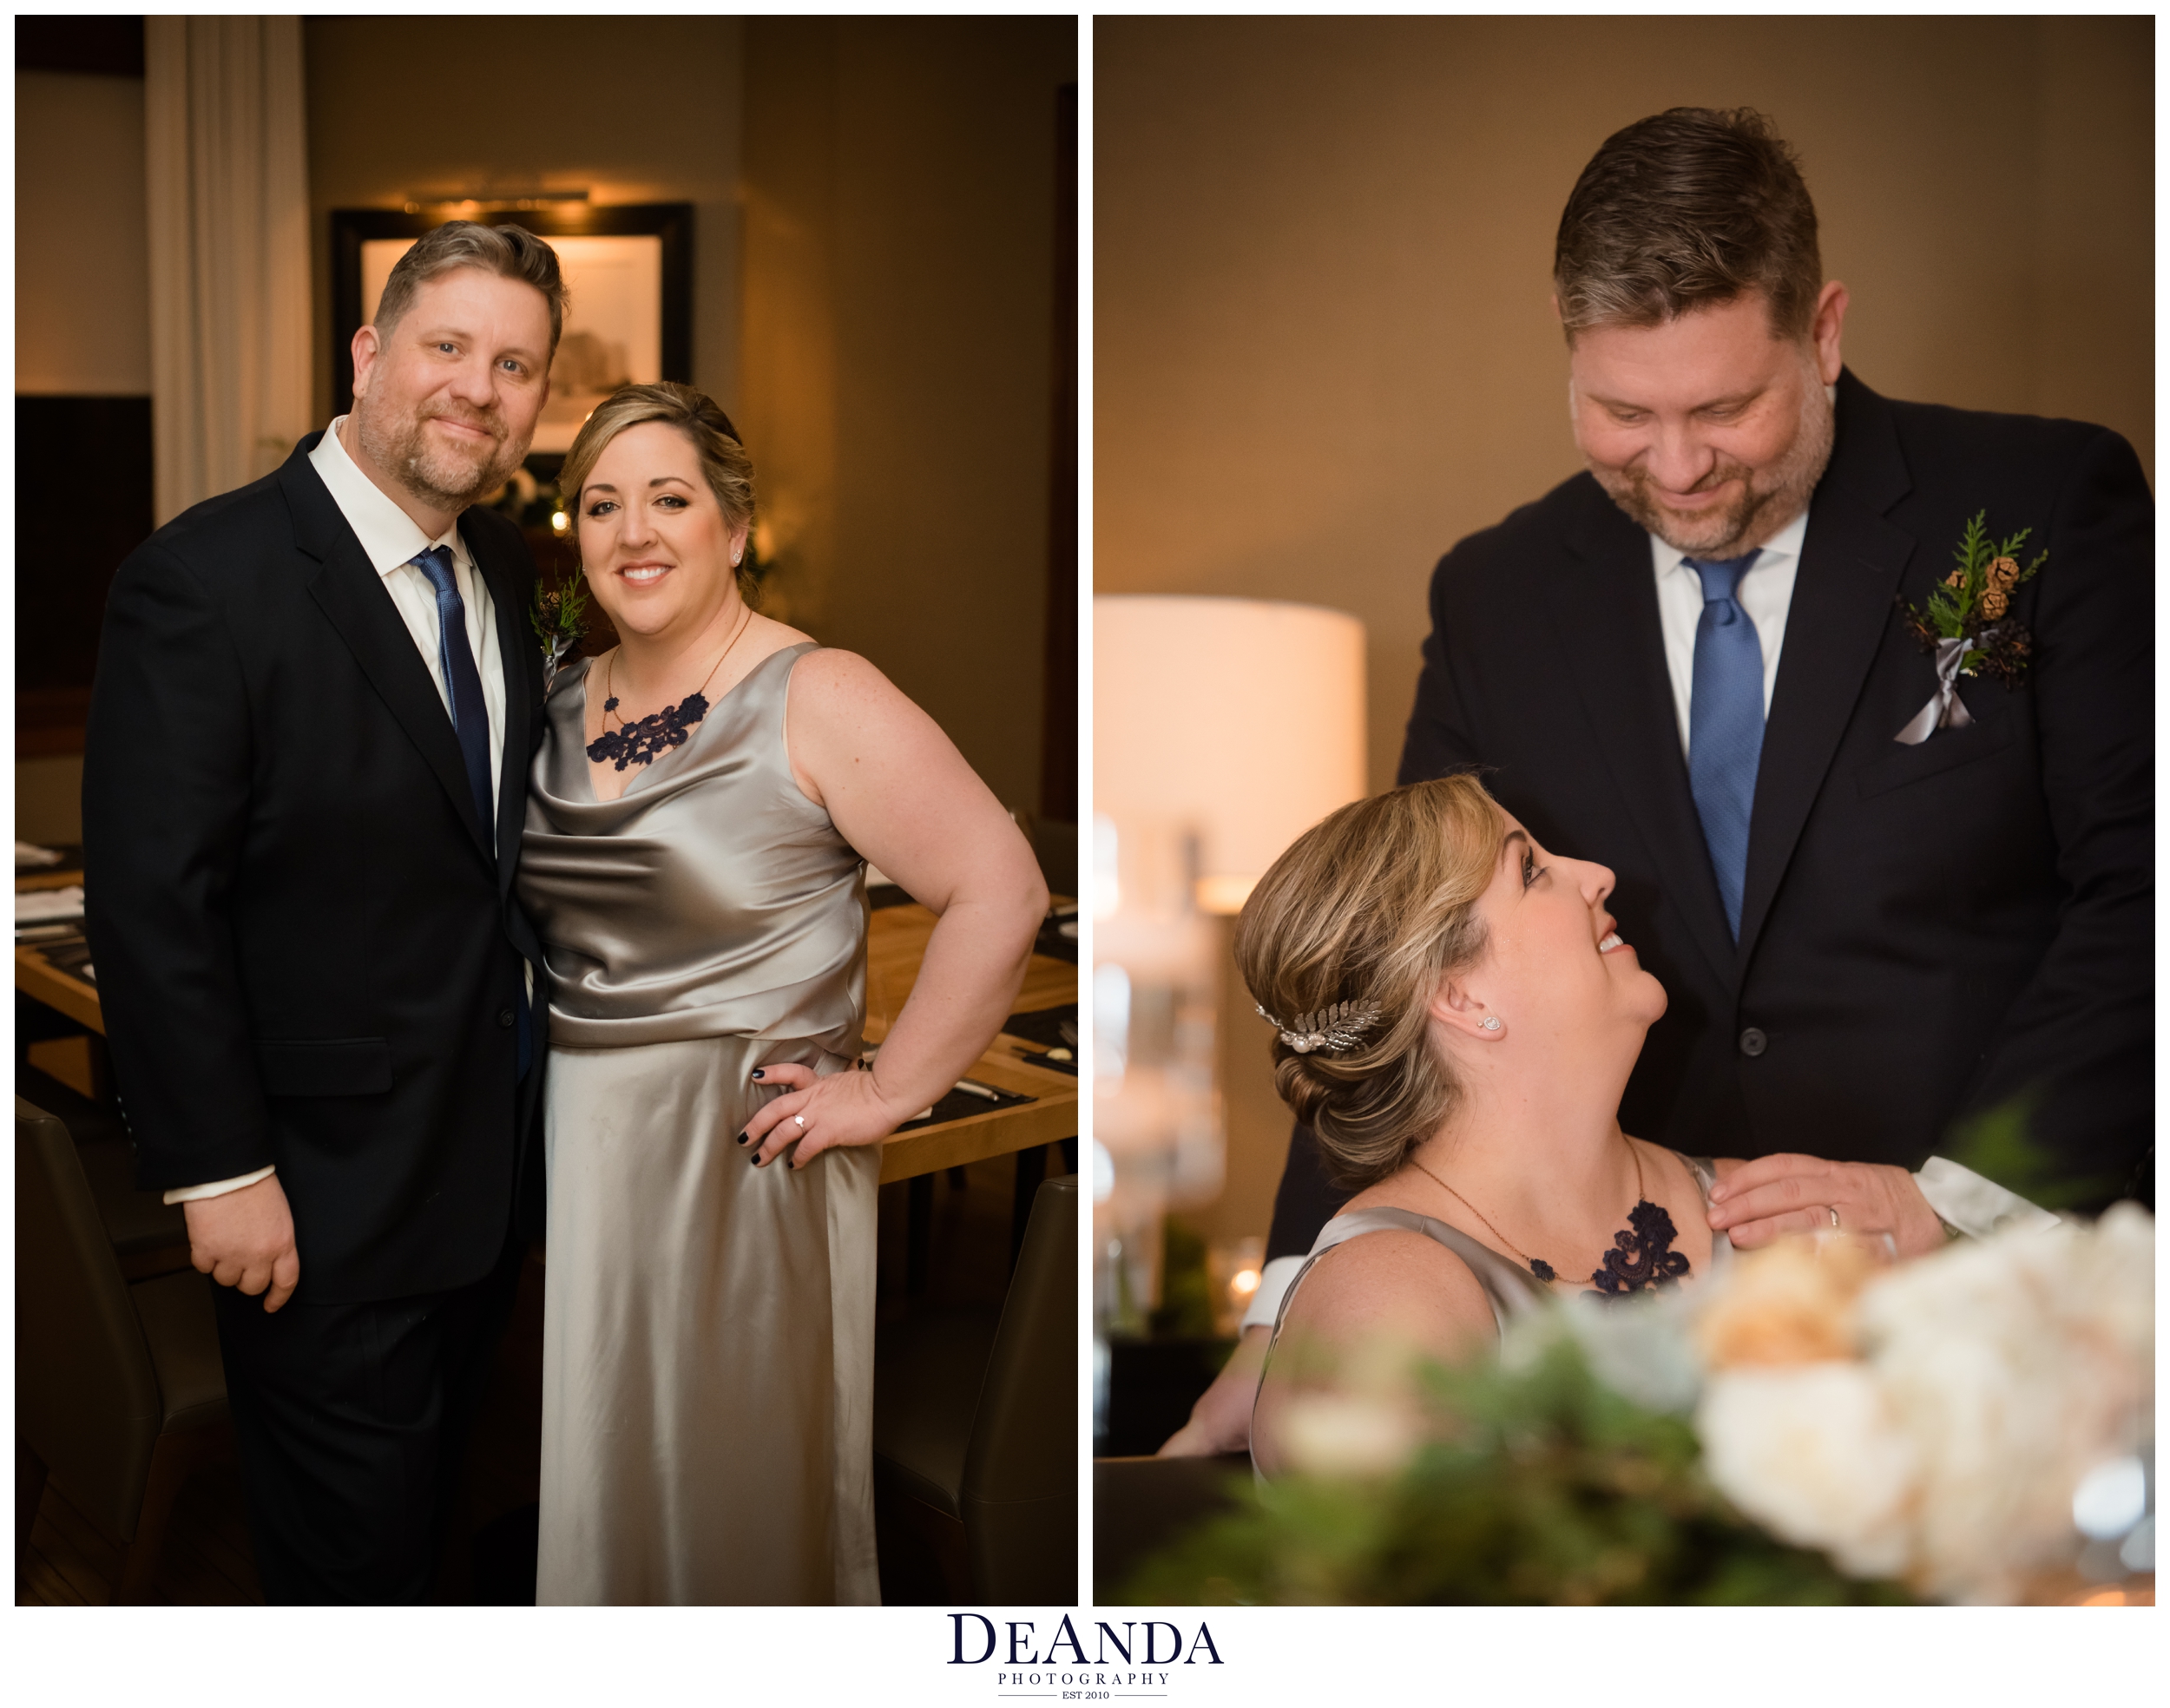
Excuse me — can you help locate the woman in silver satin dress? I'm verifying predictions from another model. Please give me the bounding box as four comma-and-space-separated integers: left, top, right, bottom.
1225, 776, 1733, 1478
516, 384, 1047, 1602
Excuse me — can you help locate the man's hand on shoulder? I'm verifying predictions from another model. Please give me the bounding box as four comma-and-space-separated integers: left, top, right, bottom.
184, 1174, 300, 1311
1706, 1153, 1945, 1259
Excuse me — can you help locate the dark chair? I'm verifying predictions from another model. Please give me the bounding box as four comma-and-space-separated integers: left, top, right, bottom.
16, 1094, 230, 1600
18, 1063, 194, 1280
1092, 1453, 1253, 1600
874, 1173, 1077, 1602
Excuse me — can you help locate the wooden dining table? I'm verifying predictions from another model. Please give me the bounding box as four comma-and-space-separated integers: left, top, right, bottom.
15, 872, 1077, 1186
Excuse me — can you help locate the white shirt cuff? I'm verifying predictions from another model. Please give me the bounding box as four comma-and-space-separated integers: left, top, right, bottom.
163, 1165, 276, 1205
1239, 1254, 1307, 1332
1914, 1155, 2060, 1238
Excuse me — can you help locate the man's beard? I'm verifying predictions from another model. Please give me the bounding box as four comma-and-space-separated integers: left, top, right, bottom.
353, 395, 522, 515
1588, 375, 1836, 559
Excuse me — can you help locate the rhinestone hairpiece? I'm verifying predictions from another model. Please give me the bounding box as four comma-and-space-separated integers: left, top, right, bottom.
1255, 999, 1384, 1054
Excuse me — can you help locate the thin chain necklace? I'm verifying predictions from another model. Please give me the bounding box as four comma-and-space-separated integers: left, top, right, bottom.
586, 603, 753, 772
1410, 1134, 1689, 1296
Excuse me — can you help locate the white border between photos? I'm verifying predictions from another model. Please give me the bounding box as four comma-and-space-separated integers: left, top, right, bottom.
1075, 0, 1101, 1626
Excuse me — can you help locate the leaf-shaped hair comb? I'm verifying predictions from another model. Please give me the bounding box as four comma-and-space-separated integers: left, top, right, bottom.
1255, 998, 1384, 1054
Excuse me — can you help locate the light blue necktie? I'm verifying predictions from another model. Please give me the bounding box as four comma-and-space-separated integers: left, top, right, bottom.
1686, 550, 1764, 940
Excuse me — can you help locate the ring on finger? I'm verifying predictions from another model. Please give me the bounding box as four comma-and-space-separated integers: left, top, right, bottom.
794, 1114, 806, 1128
1827, 1205, 1841, 1229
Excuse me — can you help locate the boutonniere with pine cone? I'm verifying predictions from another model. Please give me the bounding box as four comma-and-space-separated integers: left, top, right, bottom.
530, 570, 589, 695
1891, 511, 2046, 745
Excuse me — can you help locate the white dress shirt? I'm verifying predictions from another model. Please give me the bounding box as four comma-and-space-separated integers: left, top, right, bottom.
165, 419, 512, 1205
307, 417, 510, 829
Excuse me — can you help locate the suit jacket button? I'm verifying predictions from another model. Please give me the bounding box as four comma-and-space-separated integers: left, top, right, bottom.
498, 1008, 516, 1028
1739, 1026, 1767, 1057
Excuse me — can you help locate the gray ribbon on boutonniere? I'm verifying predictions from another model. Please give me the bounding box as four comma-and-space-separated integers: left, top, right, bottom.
541, 631, 575, 698
1894, 635, 1977, 745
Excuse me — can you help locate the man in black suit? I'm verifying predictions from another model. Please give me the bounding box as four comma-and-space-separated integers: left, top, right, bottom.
83, 222, 563, 1599
1163, 108, 2148, 1454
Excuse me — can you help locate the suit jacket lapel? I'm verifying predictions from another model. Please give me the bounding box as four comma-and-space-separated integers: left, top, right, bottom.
462, 512, 536, 896
1737, 371, 1916, 962
1544, 486, 1740, 994
281, 445, 495, 863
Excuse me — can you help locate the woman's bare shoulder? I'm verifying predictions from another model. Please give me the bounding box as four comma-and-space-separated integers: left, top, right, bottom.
783, 639, 877, 686
1281, 1220, 1495, 1358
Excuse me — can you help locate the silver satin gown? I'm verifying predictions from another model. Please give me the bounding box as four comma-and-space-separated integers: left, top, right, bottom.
517, 640, 881, 1605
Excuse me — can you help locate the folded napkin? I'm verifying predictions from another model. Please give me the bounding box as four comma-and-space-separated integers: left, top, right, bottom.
16, 841, 63, 869
16, 885, 85, 924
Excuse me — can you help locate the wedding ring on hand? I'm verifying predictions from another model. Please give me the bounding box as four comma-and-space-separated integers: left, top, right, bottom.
794, 1115, 806, 1128
1827, 1205, 1841, 1229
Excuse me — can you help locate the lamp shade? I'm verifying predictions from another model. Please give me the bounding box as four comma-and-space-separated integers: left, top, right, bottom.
1095, 595, 1366, 911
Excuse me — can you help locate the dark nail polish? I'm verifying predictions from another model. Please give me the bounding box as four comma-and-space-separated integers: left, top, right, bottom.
736, 1132, 749, 1146
751, 1068, 766, 1081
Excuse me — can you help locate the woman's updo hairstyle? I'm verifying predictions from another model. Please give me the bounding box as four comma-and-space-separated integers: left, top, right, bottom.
559, 381, 760, 602
1233, 774, 1505, 1189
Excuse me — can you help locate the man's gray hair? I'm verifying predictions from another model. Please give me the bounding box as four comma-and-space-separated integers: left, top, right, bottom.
374, 220, 568, 355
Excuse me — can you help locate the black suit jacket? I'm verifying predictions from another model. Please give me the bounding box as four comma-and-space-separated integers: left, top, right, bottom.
1267, 371, 2151, 1256
82, 434, 549, 1304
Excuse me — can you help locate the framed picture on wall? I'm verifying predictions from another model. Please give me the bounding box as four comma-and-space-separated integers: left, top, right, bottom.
330, 202, 693, 460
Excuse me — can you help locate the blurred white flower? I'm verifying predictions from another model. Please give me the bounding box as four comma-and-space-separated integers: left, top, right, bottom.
1557, 1287, 1705, 1414
1689, 1203, 2154, 1603
1852, 1201, 2154, 1601
1274, 1393, 1420, 1480
1698, 1363, 1917, 1578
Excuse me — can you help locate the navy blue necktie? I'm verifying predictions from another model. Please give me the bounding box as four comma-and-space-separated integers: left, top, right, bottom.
412, 546, 531, 1078
411, 546, 496, 842
1686, 550, 1764, 940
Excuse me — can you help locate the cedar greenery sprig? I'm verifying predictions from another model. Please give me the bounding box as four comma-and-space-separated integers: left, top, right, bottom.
530, 569, 590, 688
1897, 510, 2046, 689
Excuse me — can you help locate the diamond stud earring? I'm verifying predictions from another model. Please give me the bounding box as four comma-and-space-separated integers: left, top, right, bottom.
1479, 1016, 1502, 1032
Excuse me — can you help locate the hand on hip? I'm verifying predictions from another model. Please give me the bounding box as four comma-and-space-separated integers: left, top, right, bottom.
740, 1059, 911, 1169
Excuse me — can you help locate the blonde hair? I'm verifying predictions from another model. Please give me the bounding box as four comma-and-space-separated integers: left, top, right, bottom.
560, 382, 759, 601
1233, 774, 1506, 1189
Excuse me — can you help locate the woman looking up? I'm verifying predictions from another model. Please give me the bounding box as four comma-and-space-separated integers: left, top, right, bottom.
1239, 776, 1725, 1476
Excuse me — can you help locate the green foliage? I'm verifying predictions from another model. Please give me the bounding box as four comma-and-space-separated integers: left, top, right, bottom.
1943, 1093, 2124, 1212
1122, 1335, 1911, 1606
1151, 1217, 1221, 1340
1920, 510, 2048, 642
530, 568, 590, 661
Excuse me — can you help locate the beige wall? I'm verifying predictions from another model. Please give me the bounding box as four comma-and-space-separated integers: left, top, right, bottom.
15, 71, 151, 394
17, 755, 83, 844
1095, 15, 2154, 1245
304, 16, 746, 425
743, 17, 1075, 818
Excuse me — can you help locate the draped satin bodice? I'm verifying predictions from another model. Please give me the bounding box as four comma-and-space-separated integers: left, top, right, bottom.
516, 641, 867, 1054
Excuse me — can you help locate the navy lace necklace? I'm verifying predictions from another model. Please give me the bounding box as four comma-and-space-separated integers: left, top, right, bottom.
1411, 1139, 1690, 1297
585, 609, 752, 772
